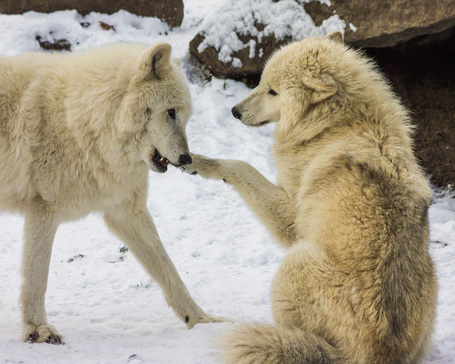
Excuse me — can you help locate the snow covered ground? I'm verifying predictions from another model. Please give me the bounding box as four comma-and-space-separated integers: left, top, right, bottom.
0, 1, 454, 363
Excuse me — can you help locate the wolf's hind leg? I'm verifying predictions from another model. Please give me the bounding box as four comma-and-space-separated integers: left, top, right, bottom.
182, 154, 297, 247
21, 198, 62, 344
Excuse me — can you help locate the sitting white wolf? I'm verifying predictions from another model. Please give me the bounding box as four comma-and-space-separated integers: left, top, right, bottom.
183, 32, 438, 364
0, 42, 222, 344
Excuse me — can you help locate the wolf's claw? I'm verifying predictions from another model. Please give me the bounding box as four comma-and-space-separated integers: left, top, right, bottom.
180, 166, 198, 175
186, 314, 232, 329
24, 324, 63, 345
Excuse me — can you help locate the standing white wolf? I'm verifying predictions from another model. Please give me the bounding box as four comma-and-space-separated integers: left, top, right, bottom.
183, 32, 438, 363
0, 42, 222, 344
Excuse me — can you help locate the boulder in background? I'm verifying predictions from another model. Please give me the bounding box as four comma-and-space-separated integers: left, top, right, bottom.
189, 0, 455, 79
0, 0, 184, 27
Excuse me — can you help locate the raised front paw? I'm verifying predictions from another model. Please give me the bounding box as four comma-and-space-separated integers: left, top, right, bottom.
23, 324, 63, 344
180, 164, 199, 176
180, 153, 223, 180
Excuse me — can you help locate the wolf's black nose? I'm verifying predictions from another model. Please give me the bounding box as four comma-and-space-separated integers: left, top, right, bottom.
231, 107, 242, 119
179, 153, 192, 166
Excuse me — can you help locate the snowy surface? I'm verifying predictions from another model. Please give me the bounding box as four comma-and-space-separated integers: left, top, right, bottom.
196, 0, 345, 66
0, 1, 454, 363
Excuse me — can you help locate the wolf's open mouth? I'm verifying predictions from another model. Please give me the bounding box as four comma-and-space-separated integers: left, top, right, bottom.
151, 149, 170, 173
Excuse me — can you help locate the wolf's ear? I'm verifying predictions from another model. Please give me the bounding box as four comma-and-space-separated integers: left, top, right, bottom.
303, 74, 337, 104
138, 43, 172, 80
325, 31, 344, 44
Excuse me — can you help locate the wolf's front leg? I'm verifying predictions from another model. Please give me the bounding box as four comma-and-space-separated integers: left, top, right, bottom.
21, 198, 62, 344
182, 154, 297, 247
104, 206, 225, 328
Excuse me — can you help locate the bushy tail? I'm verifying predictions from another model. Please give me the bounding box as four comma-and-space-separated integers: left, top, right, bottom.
221, 323, 344, 364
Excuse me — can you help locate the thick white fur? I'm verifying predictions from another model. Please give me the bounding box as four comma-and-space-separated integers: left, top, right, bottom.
183, 32, 438, 363
0, 42, 223, 344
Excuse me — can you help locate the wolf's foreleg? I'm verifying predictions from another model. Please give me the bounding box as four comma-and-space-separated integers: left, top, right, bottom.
104, 206, 225, 328
21, 197, 62, 344
182, 154, 296, 247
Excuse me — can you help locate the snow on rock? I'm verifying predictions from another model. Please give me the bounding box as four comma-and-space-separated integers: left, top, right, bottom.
196, 0, 345, 65
0, 10, 169, 56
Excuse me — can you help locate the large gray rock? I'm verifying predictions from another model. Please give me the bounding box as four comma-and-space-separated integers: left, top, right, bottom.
323, 0, 455, 47
190, 0, 346, 79
189, 0, 455, 79
0, 0, 184, 27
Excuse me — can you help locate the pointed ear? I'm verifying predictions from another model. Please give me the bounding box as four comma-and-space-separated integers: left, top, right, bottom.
303, 73, 337, 104
325, 31, 344, 44
137, 43, 172, 80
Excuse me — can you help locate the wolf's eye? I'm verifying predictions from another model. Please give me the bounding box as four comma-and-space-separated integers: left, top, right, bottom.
167, 108, 176, 120
268, 89, 278, 96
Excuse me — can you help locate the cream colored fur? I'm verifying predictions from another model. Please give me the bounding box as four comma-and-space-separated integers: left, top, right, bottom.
0, 42, 223, 344
182, 32, 438, 363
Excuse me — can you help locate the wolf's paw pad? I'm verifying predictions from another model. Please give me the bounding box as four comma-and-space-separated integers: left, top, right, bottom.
24, 324, 63, 345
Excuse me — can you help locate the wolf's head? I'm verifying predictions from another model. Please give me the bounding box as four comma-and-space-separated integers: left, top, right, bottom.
118, 43, 193, 173
231, 31, 345, 137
